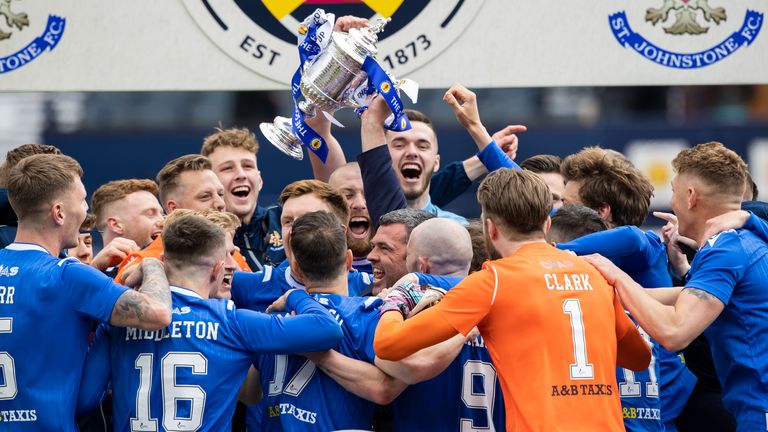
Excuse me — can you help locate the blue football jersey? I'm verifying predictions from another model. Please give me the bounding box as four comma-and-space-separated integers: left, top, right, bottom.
619, 320, 664, 432
255, 294, 382, 431
232, 260, 372, 312
0, 243, 127, 431
685, 228, 768, 431
78, 286, 342, 432
391, 273, 505, 432
352, 257, 374, 275
558, 226, 697, 423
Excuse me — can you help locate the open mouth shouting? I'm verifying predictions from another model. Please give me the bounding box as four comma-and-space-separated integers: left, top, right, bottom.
349, 215, 371, 240
372, 265, 386, 286
222, 271, 234, 294
400, 162, 423, 185
230, 184, 252, 203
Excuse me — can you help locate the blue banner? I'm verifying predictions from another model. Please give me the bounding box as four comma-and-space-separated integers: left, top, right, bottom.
609, 10, 763, 69
0, 15, 66, 75
290, 11, 332, 162
361, 56, 411, 132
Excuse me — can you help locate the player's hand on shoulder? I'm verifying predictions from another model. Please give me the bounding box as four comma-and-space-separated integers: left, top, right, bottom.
701, 210, 750, 247
90, 237, 140, 271
581, 254, 622, 286
266, 289, 298, 313
465, 327, 481, 344
380, 281, 444, 318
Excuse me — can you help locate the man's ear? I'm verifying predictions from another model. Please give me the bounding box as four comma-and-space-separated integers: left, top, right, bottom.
166, 200, 179, 213
486, 217, 499, 241
597, 204, 613, 226
345, 249, 353, 272
417, 256, 430, 274
256, 170, 264, 193
543, 216, 552, 235
107, 217, 123, 235
51, 202, 65, 226
687, 186, 697, 210
433, 154, 441, 173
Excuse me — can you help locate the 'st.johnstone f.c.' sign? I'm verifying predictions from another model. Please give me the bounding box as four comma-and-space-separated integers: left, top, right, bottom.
182, 0, 482, 84
610, 1, 763, 69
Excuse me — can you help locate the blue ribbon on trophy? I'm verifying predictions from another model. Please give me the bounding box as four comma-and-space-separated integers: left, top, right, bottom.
359, 57, 412, 132
289, 11, 334, 162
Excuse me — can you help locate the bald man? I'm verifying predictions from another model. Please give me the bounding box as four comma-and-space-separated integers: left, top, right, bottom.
405, 218, 473, 276
376, 218, 506, 431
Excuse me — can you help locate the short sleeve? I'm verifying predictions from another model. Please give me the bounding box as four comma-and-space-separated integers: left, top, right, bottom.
435, 265, 496, 335
61, 259, 127, 323
686, 232, 747, 306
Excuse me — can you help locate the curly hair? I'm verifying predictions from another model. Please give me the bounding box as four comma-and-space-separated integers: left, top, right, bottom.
561, 147, 652, 227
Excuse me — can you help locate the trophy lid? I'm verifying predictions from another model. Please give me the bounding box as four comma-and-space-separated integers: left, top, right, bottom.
333, 17, 390, 63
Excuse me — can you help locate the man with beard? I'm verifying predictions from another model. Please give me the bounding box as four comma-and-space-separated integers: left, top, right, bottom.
328, 162, 374, 273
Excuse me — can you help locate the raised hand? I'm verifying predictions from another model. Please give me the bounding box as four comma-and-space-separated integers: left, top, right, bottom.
491, 125, 527, 159
334, 16, 369, 32
701, 210, 749, 247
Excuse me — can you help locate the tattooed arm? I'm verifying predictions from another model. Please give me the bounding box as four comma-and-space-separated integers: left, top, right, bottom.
110, 258, 172, 330
584, 254, 725, 352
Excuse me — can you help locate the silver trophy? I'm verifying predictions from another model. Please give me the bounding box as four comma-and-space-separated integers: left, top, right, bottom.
260, 18, 389, 160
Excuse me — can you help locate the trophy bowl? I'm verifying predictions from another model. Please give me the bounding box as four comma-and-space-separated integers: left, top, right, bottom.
260, 19, 389, 160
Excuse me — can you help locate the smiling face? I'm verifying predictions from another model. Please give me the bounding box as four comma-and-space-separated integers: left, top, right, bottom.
367, 223, 409, 293
116, 191, 165, 247
60, 177, 89, 250
386, 122, 440, 204
171, 170, 226, 212
211, 230, 238, 300
207, 146, 263, 223
67, 232, 93, 264
328, 165, 372, 258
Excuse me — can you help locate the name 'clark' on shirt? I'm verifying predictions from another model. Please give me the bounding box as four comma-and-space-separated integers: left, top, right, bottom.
544, 273, 593, 291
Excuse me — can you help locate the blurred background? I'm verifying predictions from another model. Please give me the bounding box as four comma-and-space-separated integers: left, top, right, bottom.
1, 85, 767, 223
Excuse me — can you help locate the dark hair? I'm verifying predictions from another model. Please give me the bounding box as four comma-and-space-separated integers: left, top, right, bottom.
746, 172, 759, 201
521, 154, 562, 174
80, 213, 97, 232
477, 169, 552, 238
549, 205, 609, 243
162, 213, 225, 268
8, 154, 83, 220
466, 219, 488, 273
290, 211, 348, 284
379, 208, 435, 240
403, 109, 433, 131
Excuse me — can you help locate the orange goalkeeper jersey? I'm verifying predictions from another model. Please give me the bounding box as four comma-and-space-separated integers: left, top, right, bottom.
114, 235, 252, 283
375, 242, 649, 431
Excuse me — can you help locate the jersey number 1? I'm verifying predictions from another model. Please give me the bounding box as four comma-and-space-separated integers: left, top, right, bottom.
563, 299, 595, 380
0, 318, 17, 400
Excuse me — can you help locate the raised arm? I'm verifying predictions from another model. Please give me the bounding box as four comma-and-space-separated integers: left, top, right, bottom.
306, 113, 346, 182
110, 258, 172, 330
305, 350, 407, 405
358, 95, 407, 228
236, 289, 343, 353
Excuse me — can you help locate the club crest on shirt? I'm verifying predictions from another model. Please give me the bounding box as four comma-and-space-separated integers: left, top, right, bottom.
269, 230, 283, 248
609, 2, 763, 69
0, 2, 65, 75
